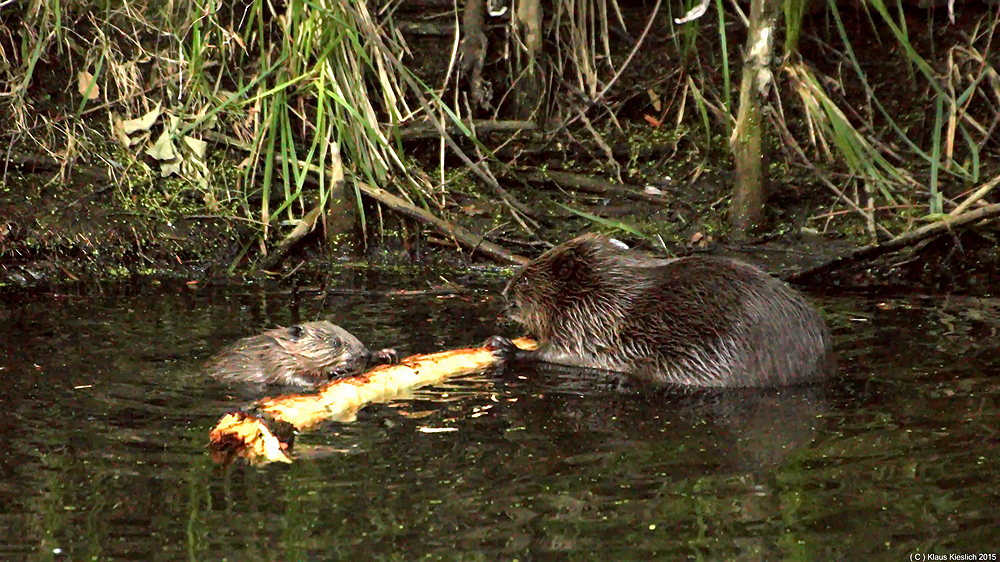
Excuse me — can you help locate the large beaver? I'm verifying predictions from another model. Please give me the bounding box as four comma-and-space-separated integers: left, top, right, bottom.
207, 321, 396, 388
488, 234, 833, 387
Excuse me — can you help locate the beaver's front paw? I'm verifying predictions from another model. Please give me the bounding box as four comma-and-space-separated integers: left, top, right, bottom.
371, 348, 399, 366
484, 335, 518, 360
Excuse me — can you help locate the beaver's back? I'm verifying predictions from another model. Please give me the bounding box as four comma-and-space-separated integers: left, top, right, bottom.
620, 256, 832, 387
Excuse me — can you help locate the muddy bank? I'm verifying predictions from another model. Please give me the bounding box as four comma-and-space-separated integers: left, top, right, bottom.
5, 159, 1000, 297
1, 166, 248, 287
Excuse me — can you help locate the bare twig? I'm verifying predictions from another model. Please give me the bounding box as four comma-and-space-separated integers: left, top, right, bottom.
949, 173, 1000, 217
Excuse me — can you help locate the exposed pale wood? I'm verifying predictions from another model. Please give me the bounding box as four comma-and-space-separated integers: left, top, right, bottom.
208, 339, 538, 465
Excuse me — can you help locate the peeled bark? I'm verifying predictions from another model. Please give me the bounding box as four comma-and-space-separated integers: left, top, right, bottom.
208, 339, 537, 465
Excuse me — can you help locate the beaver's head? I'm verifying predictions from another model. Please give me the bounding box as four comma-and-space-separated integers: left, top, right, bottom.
503, 234, 633, 341
272, 321, 369, 377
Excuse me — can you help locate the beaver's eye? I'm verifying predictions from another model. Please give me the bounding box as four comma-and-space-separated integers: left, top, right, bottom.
288, 325, 304, 341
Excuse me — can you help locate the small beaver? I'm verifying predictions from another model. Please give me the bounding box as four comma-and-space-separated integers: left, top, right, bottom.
488, 234, 833, 388
207, 321, 397, 388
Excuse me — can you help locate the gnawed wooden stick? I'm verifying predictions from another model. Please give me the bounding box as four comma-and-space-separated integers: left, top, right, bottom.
208, 339, 536, 465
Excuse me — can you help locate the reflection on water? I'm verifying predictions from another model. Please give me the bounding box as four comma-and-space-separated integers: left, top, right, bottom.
1, 279, 998, 560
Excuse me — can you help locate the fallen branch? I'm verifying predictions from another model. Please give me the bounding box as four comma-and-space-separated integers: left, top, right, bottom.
208, 338, 537, 465
356, 181, 528, 265
522, 169, 675, 206
257, 202, 324, 272
399, 119, 536, 141
786, 203, 1000, 284
394, 21, 457, 36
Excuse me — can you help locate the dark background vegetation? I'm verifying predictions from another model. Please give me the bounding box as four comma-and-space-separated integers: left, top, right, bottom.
1, 0, 998, 288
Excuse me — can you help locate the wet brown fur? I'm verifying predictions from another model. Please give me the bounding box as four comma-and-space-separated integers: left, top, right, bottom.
207, 321, 386, 387
500, 234, 833, 387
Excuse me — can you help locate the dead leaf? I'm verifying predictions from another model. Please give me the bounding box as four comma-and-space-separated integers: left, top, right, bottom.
147, 130, 176, 162
122, 102, 163, 135
182, 135, 207, 158
126, 130, 150, 149
77, 71, 100, 100
647, 88, 661, 112
160, 159, 182, 178
461, 204, 488, 216
111, 114, 130, 146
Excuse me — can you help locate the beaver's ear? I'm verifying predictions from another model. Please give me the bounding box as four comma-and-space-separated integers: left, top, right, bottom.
553, 254, 576, 281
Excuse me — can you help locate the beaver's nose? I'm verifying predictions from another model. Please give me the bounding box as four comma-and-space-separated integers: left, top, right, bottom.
495, 299, 518, 325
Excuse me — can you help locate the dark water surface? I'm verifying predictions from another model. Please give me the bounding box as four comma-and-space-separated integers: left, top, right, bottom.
1, 271, 998, 561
